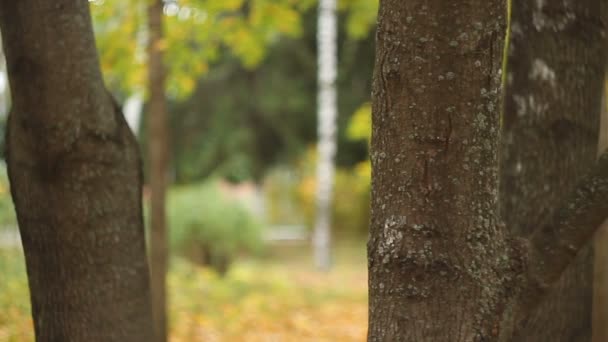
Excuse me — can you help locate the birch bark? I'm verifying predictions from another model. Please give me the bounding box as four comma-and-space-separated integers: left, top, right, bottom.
314, 0, 338, 271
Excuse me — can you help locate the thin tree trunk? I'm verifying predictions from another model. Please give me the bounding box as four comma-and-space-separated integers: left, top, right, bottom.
368, 1, 511, 340
147, 1, 169, 341
593, 81, 608, 342
0, 1, 154, 341
501, 1, 607, 340
313, 0, 338, 271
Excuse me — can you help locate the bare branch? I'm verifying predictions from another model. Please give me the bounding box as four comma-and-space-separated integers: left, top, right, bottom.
523, 150, 608, 307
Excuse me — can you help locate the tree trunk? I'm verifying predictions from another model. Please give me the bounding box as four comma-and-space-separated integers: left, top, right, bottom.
147, 1, 170, 341
367, 1, 511, 340
313, 0, 338, 271
0, 1, 154, 341
501, 1, 607, 340
600, 81, 608, 157
593, 80, 608, 342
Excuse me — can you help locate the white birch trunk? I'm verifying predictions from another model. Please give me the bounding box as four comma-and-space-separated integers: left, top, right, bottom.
313, 0, 337, 271
123, 92, 144, 135
0, 71, 8, 118
0, 42, 9, 118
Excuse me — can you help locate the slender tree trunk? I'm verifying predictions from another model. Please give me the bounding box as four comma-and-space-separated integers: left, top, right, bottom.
147, 1, 169, 341
593, 81, 608, 342
313, 0, 338, 271
501, 1, 607, 340
0, 1, 154, 341
368, 1, 512, 340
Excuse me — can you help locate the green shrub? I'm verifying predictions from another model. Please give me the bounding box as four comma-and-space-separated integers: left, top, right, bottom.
168, 181, 264, 275
263, 145, 371, 239
294, 158, 370, 238
263, 167, 304, 225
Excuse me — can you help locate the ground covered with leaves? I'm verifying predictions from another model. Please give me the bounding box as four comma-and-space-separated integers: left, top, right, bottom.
0, 244, 367, 341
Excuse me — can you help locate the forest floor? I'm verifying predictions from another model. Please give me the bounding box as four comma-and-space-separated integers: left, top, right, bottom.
0, 242, 368, 342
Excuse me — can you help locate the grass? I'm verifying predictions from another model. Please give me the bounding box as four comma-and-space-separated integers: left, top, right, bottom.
0, 242, 368, 341
0, 247, 32, 342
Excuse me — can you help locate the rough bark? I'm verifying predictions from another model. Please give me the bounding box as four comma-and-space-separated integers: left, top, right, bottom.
147, 1, 170, 341
0, 1, 154, 341
501, 1, 607, 340
523, 151, 608, 301
367, 1, 512, 340
593, 82, 608, 342
602, 86, 608, 158
594, 224, 608, 342
313, 0, 338, 271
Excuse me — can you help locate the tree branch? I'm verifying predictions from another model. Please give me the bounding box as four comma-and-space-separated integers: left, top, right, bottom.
522, 150, 608, 307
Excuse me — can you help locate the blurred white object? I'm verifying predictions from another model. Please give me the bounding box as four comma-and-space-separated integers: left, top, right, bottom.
313, 0, 337, 271
123, 92, 143, 134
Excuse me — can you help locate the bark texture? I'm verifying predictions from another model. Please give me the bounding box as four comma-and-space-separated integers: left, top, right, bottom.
501, 1, 607, 340
313, 0, 338, 271
147, 1, 170, 341
367, 1, 512, 340
523, 151, 608, 302
0, 1, 154, 341
594, 224, 608, 342
593, 82, 608, 342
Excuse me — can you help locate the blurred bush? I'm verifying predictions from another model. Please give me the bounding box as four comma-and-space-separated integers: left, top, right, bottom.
263, 102, 371, 238
346, 102, 371, 143
263, 167, 304, 225
168, 181, 264, 276
0, 248, 33, 342
294, 102, 371, 237
294, 148, 370, 238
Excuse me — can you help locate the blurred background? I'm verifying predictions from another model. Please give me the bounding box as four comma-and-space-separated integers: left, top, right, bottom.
0, 0, 378, 340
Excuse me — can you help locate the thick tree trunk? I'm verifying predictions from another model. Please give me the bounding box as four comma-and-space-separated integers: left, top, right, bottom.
313, 0, 338, 271
367, 1, 511, 340
501, 1, 607, 340
147, 0, 170, 341
147, 1, 169, 341
593, 81, 608, 342
0, 1, 154, 341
